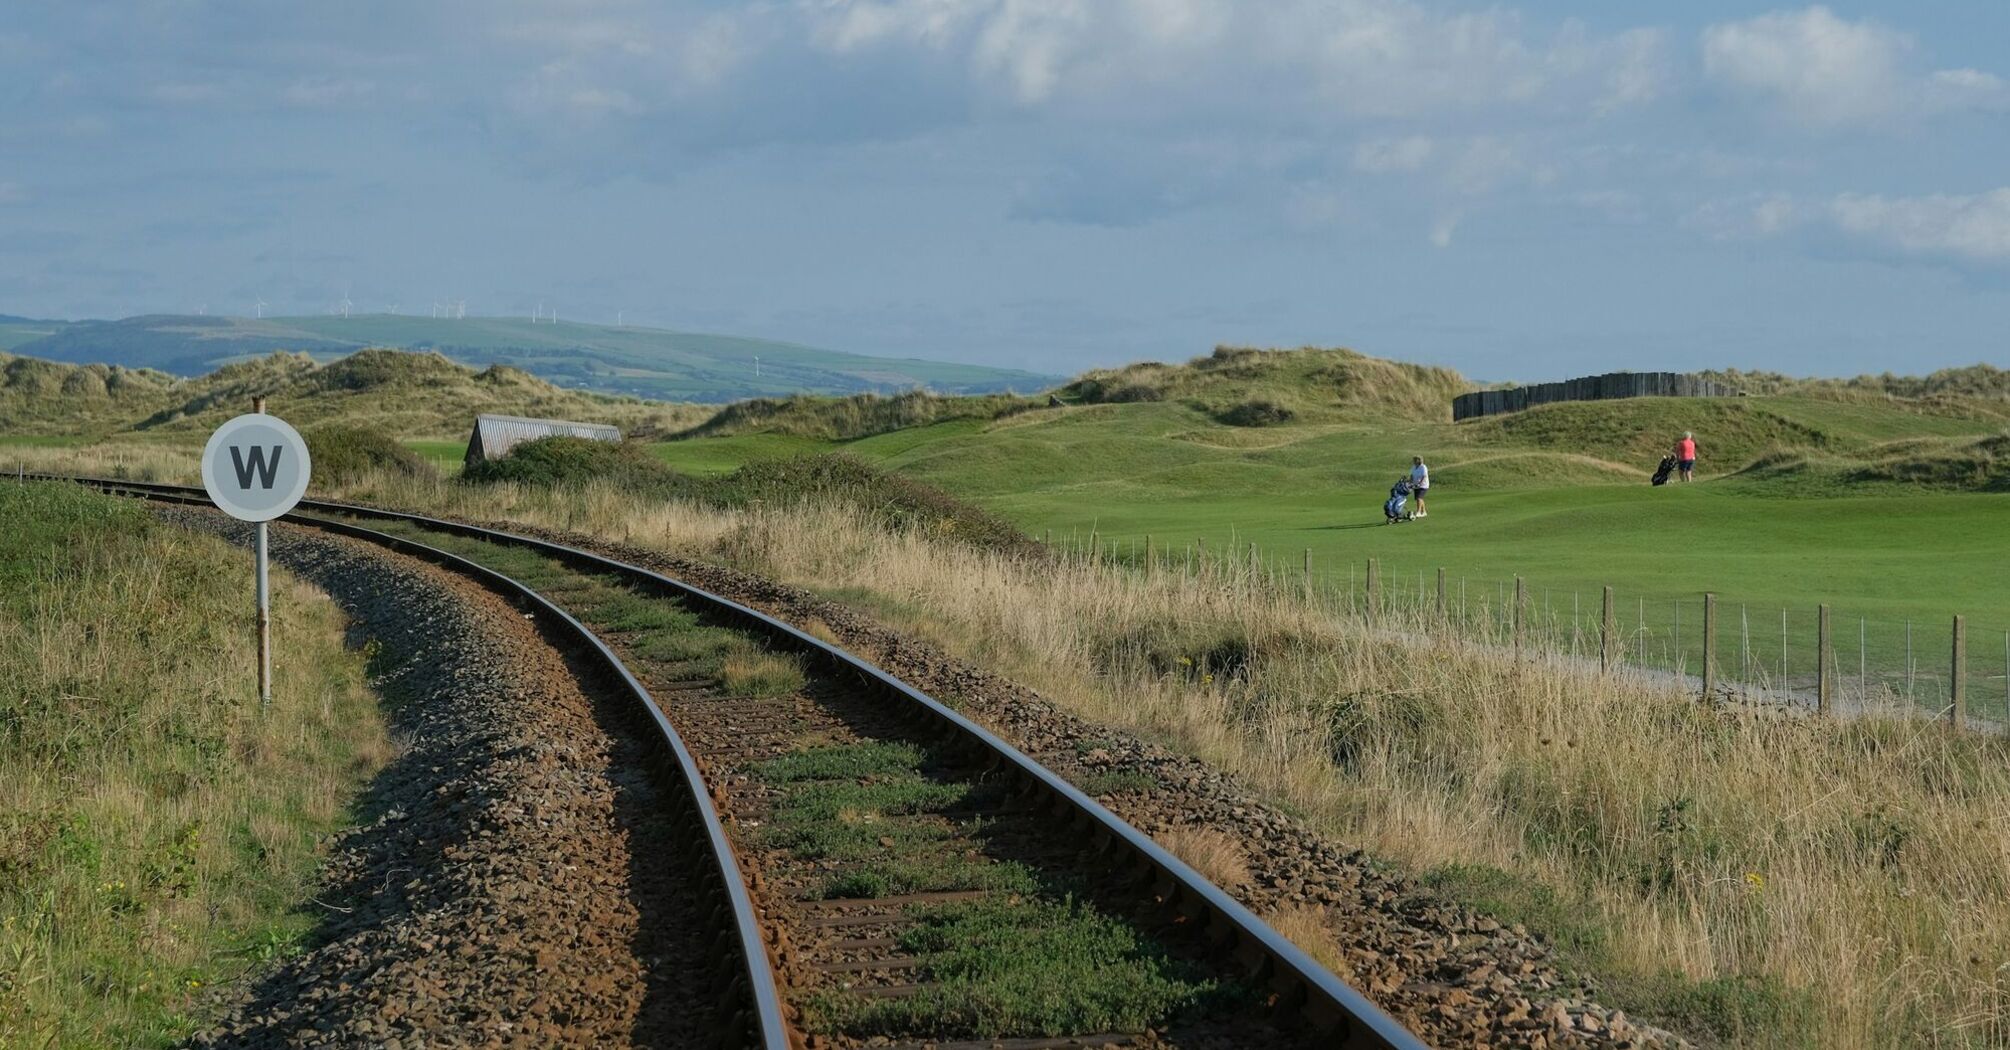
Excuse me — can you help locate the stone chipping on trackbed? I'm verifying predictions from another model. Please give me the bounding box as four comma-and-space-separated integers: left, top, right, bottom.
169, 510, 718, 1050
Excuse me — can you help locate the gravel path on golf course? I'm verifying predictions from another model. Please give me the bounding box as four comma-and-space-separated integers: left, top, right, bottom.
168, 509, 717, 1049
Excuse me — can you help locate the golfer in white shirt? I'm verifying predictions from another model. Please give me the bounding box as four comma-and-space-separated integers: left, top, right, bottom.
1410, 457, 1430, 518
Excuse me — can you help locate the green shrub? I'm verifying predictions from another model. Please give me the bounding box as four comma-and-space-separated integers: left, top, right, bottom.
460, 435, 694, 497
710, 453, 1041, 557
1216, 399, 1295, 427
304, 424, 436, 485
678, 389, 1038, 440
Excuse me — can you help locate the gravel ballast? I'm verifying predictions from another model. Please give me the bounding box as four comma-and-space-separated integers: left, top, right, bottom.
169, 510, 719, 1049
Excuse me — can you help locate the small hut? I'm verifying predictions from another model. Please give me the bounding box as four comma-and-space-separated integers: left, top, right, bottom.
464, 413, 620, 468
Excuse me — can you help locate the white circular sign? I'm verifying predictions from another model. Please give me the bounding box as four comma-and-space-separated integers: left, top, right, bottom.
201, 414, 313, 522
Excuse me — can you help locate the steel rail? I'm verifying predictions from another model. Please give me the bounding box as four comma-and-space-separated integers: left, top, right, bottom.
41, 476, 791, 1050
46, 474, 1429, 1050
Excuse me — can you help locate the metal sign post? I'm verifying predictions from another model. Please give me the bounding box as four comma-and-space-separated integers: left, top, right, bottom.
200, 406, 311, 705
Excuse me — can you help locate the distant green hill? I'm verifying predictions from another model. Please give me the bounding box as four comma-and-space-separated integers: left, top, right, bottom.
0, 316, 74, 352
9, 313, 1056, 402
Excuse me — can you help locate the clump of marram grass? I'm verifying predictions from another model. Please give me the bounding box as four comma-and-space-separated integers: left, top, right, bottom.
1215, 398, 1295, 427
675, 388, 1038, 441
277, 469, 2010, 1050
305, 423, 436, 486
1157, 826, 1253, 888
460, 435, 694, 497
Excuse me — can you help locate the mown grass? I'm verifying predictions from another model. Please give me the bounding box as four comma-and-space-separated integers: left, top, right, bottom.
0, 482, 391, 1047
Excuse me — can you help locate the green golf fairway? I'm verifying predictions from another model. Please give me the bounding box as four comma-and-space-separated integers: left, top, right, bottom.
652, 403, 2010, 712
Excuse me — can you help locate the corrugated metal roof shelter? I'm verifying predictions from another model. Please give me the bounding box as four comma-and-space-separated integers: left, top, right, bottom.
464, 413, 621, 467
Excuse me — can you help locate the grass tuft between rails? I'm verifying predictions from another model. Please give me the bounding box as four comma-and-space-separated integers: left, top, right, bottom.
751, 740, 1203, 1037
0, 482, 390, 1047
806, 896, 1226, 1038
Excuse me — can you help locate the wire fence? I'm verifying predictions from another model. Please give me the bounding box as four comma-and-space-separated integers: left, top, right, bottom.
1055, 530, 2010, 728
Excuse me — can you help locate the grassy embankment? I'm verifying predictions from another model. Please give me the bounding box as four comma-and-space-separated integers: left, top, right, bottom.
0, 482, 391, 1047
263, 447, 2008, 1050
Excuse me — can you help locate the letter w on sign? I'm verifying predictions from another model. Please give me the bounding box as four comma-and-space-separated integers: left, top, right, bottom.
230, 445, 284, 489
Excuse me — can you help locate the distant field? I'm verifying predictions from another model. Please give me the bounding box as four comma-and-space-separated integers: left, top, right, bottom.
405, 439, 466, 473
651, 399, 2010, 710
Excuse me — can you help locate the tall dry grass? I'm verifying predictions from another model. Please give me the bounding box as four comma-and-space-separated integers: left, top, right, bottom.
316, 469, 2010, 1049
0, 482, 391, 1047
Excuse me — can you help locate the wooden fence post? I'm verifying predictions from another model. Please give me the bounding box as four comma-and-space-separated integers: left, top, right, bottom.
1601, 586, 1615, 672
1366, 559, 1380, 623
1436, 567, 1447, 623
1703, 593, 1717, 701
1143, 534, 1152, 575
1951, 615, 1966, 730
1817, 604, 1832, 717
1513, 576, 1526, 659
1302, 548, 1311, 596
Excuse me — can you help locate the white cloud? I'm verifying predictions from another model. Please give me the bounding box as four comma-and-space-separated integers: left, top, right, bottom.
1924, 68, 2010, 112
1353, 136, 1434, 173
283, 77, 375, 109
1354, 135, 1546, 197
1701, 6, 2009, 127
1694, 189, 2010, 262
790, 0, 1665, 118
1829, 190, 2010, 261
150, 81, 226, 105
1429, 211, 1461, 248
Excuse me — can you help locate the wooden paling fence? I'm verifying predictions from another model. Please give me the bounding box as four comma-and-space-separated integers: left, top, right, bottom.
1056, 529, 2010, 728
1451, 371, 1740, 421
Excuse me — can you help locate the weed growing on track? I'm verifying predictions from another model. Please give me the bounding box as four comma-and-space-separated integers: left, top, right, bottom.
308, 468, 2010, 1049
807, 896, 1224, 1038
750, 741, 1206, 1035
0, 483, 389, 1047
755, 741, 925, 781
748, 743, 1039, 900
719, 651, 805, 697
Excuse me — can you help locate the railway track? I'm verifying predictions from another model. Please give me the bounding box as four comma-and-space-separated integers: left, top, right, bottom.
46, 475, 1426, 1050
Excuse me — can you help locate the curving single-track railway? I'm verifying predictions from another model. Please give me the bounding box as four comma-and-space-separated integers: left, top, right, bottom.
41, 474, 1427, 1050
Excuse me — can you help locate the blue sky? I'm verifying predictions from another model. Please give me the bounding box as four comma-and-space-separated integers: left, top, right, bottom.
3, 2, 2007, 379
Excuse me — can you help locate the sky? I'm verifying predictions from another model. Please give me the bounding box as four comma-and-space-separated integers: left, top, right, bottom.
2, 1, 2007, 380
